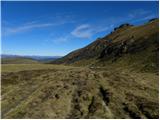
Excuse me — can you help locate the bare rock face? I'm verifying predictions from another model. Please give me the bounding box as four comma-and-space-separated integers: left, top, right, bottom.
113, 23, 133, 31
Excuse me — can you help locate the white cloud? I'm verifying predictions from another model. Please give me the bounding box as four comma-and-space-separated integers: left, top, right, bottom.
54, 36, 68, 43
128, 9, 151, 19
52, 35, 70, 44
131, 14, 156, 23
94, 26, 109, 33
127, 9, 157, 24
103, 9, 156, 27
5, 23, 54, 35
2, 16, 75, 36
71, 24, 93, 38
70, 9, 155, 39
71, 24, 109, 39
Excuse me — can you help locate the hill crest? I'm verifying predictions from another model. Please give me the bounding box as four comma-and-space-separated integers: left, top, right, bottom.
51, 18, 159, 72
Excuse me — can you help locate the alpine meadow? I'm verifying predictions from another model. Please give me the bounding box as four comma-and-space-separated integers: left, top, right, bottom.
1, 1, 159, 119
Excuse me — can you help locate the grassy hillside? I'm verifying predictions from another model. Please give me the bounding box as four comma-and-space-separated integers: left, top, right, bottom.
1, 57, 39, 64
51, 19, 159, 73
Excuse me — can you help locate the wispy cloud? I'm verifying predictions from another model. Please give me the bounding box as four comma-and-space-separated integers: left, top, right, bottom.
4, 23, 54, 35
128, 9, 151, 19
70, 9, 155, 39
127, 9, 158, 24
3, 15, 75, 36
71, 24, 110, 39
52, 35, 70, 44
71, 24, 93, 38
2, 21, 64, 35
130, 14, 156, 23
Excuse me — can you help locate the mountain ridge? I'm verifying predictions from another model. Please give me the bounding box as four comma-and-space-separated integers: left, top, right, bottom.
51, 18, 159, 72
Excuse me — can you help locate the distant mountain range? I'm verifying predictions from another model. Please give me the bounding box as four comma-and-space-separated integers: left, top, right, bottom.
1, 54, 62, 62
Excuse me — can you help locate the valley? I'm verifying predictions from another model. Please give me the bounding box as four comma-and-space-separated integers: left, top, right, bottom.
1, 19, 159, 119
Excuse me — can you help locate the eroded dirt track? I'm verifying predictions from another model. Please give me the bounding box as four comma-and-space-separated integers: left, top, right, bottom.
1, 66, 159, 119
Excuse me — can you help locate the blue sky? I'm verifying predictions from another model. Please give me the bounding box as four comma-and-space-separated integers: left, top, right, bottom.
2, 1, 159, 56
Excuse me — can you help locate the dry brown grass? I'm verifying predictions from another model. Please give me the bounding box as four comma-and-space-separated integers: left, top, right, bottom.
1, 64, 158, 119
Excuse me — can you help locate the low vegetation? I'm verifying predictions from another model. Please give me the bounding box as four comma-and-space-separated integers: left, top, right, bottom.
1, 19, 159, 118
1, 57, 39, 64
1, 63, 158, 119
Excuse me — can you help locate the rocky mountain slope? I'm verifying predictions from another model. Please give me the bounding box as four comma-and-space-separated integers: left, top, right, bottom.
52, 19, 159, 72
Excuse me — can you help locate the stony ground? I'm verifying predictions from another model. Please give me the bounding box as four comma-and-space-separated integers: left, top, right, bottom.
1, 64, 159, 119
